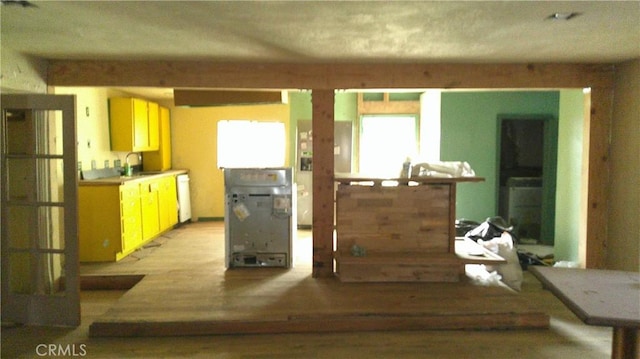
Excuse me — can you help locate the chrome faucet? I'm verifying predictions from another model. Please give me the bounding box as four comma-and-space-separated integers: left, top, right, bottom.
124, 152, 140, 176
125, 152, 139, 166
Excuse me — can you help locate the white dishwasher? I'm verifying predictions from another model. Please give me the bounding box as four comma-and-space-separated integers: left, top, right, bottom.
177, 174, 192, 223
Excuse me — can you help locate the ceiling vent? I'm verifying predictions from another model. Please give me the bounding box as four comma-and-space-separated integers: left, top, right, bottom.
546, 12, 582, 21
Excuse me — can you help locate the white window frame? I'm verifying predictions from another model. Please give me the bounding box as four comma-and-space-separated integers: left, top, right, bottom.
217, 120, 286, 169
358, 114, 420, 177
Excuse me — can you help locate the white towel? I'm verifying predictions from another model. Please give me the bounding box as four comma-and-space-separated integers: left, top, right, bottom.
412, 161, 476, 178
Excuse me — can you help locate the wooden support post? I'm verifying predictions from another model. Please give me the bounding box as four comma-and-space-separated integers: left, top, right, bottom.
582, 88, 613, 269
311, 90, 335, 278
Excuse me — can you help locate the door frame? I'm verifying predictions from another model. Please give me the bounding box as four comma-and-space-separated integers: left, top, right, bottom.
496, 114, 558, 245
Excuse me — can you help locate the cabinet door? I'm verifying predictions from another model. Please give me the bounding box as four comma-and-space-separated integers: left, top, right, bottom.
140, 180, 160, 240
159, 107, 171, 169
79, 186, 122, 261
132, 98, 149, 151
142, 106, 171, 171
158, 176, 178, 231
110, 97, 148, 152
120, 184, 142, 253
147, 101, 159, 151
109, 98, 134, 151
110, 98, 160, 152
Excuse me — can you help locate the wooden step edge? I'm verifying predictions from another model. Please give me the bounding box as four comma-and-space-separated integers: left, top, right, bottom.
89, 311, 549, 337
80, 275, 145, 290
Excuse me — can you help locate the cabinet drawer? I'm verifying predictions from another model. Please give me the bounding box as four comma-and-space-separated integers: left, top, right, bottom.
121, 185, 140, 199
122, 202, 139, 215
121, 186, 140, 214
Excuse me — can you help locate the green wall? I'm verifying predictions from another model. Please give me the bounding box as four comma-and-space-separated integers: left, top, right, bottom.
288, 92, 312, 166
335, 92, 358, 121
555, 90, 585, 262
440, 91, 560, 235
288, 91, 357, 166
291, 90, 564, 245
289, 91, 357, 121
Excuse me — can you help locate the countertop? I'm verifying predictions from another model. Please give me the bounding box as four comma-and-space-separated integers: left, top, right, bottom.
334, 172, 484, 185
79, 169, 188, 186
529, 266, 640, 328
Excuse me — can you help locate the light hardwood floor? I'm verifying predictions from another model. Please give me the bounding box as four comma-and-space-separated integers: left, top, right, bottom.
2, 221, 613, 358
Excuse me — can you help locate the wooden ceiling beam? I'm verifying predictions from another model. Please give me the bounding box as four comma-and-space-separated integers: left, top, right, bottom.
48, 61, 615, 90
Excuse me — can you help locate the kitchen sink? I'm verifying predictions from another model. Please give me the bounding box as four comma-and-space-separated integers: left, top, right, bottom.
122, 171, 164, 178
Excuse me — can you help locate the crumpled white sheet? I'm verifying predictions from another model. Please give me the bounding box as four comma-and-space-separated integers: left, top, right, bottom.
465, 264, 504, 287
412, 161, 476, 178
478, 232, 523, 292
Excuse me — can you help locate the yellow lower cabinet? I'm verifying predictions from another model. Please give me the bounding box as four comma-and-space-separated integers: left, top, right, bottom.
140, 179, 161, 242
79, 183, 142, 262
80, 174, 181, 262
79, 186, 121, 262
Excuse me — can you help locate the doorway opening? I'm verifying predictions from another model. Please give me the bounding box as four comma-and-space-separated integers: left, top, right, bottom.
497, 116, 557, 245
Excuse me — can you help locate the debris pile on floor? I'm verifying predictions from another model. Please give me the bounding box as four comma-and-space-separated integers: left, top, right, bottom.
457, 216, 555, 291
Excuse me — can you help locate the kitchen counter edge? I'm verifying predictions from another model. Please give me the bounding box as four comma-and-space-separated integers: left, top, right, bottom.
79, 169, 189, 186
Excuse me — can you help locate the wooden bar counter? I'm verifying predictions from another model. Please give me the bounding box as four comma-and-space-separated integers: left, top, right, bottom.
334, 174, 483, 282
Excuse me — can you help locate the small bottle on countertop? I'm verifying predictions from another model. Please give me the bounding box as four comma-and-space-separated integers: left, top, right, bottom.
400, 157, 412, 178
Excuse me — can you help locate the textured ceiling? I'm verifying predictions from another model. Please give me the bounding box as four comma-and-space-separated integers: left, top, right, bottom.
1, 1, 638, 98
2, 1, 638, 64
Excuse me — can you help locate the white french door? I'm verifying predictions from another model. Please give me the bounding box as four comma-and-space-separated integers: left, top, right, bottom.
1, 94, 80, 327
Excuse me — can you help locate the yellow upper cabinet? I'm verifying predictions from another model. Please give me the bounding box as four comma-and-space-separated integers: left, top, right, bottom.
142, 106, 171, 171
109, 98, 160, 152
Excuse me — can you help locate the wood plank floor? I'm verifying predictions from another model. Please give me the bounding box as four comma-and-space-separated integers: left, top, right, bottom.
80, 221, 548, 337
2, 221, 615, 358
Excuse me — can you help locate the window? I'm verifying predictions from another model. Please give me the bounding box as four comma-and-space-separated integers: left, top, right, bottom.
217, 120, 285, 168
359, 115, 418, 177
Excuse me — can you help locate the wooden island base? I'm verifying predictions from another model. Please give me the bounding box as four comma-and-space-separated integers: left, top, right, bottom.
334, 175, 484, 283
335, 252, 463, 283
